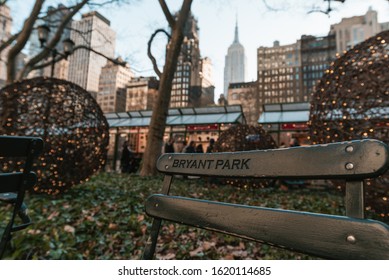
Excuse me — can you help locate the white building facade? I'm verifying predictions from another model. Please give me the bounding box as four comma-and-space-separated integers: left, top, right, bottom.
68, 11, 116, 94
97, 58, 134, 113
223, 20, 247, 98
330, 7, 383, 53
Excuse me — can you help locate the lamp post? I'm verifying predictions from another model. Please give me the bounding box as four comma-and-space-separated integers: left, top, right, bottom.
37, 25, 75, 141
37, 25, 75, 78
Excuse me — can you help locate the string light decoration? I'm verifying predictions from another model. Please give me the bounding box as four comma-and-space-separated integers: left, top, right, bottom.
309, 30, 389, 220
0, 77, 109, 195
213, 124, 277, 188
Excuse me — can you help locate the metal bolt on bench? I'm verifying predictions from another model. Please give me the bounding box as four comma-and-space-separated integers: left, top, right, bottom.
143, 139, 389, 260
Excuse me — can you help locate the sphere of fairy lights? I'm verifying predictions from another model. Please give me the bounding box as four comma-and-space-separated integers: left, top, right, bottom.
309, 30, 389, 220
0, 77, 109, 195
214, 124, 277, 189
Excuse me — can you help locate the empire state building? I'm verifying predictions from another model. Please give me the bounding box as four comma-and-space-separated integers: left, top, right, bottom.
223, 20, 247, 97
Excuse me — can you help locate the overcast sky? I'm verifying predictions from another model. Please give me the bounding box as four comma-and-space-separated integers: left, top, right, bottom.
8, 0, 389, 97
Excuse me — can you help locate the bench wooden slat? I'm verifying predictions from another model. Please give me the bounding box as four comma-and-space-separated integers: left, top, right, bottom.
144, 139, 389, 260
0, 135, 43, 158
157, 139, 389, 179
146, 194, 389, 259
0, 173, 37, 194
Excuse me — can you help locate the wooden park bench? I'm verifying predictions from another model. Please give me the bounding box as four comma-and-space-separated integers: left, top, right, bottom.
143, 139, 389, 259
0, 135, 44, 258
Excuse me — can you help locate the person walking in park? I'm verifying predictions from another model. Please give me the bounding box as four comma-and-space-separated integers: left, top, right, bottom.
196, 137, 204, 153
120, 141, 133, 173
184, 140, 196, 153
206, 138, 215, 153
289, 138, 301, 147
164, 137, 175, 153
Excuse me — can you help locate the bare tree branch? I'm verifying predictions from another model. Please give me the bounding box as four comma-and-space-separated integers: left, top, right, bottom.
147, 29, 171, 78
31, 44, 126, 72
87, 0, 131, 7
0, 32, 19, 54
262, 0, 282, 12
140, 0, 193, 176
67, 24, 114, 49
18, 0, 89, 80
158, 0, 175, 28
14, 0, 127, 80
6, 0, 44, 83
73, 44, 127, 66
308, 0, 346, 16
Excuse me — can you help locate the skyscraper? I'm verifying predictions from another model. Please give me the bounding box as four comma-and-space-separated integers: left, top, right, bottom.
330, 7, 381, 53
300, 34, 336, 98
125, 76, 159, 111
68, 11, 116, 94
170, 13, 201, 108
223, 19, 246, 97
97, 58, 134, 113
257, 40, 302, 105
170, 12, 214, 108
199, 57, 215, 106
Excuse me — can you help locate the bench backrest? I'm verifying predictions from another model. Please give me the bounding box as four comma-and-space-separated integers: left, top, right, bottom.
0, 135, 44, 258
143, 139, 389, 259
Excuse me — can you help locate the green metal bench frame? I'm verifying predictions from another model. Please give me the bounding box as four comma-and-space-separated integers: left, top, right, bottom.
143, 139, 389, 259
0, 135, 43, 258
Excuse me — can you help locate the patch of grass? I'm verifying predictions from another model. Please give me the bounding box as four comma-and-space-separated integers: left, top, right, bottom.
0, 172, 361, 259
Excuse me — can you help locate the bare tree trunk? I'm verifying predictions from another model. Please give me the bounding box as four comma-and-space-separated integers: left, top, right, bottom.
6, 0, 44, 84
140, 0, 193, 176
1, 0, 43, 134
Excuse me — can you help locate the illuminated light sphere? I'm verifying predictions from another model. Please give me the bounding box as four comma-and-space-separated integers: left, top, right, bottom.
213, 124, 277, 189
309, 30, 389, 220
0, 77, 109, 195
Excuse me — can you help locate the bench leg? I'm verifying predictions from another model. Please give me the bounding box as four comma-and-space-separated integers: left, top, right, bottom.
142, 175, 173, 260
142, 218, 163, 260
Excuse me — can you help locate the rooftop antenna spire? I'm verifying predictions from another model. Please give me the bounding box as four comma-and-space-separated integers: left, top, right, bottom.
234, 13, 239, 43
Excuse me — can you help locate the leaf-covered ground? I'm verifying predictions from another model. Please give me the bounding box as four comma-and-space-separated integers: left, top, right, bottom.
0, 172, 369, 259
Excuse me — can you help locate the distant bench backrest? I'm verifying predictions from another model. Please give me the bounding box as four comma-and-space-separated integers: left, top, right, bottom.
0, 135, 44, 258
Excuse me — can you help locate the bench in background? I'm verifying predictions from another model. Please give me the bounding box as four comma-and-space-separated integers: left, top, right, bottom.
0, 135, 43, 258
